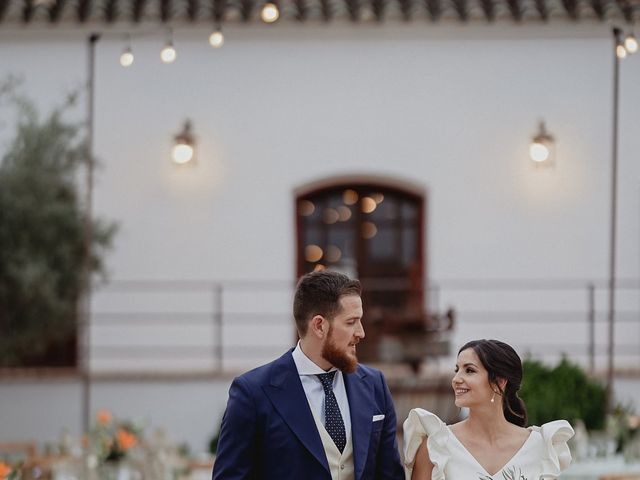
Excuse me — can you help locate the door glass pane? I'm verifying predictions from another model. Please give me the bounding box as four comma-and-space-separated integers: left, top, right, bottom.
297, 185, 422, 312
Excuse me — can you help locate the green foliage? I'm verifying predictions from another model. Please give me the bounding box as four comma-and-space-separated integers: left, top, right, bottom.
520, 357, 606, 430
0, 87, 116, 367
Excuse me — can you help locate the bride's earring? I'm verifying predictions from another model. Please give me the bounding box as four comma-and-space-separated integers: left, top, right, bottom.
490, 392, 495, 403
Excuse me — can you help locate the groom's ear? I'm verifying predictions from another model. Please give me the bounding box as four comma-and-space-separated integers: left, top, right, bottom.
310, 315, 327, 339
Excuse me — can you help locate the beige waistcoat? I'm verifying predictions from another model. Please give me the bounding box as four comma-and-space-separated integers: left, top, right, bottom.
310, 408, 355, 480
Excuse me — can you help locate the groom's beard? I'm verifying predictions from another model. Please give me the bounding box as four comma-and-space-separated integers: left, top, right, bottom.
321, 324, 358, 374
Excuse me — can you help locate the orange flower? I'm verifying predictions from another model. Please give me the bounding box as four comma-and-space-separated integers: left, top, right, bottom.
0, 462, 12, 480
116, 429, 137, 451
96, 409, 113, 426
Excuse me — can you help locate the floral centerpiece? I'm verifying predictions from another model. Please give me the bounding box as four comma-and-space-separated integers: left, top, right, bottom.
0, 461, 20, 480
90, 410, 144, 463
88, 410, 147, 480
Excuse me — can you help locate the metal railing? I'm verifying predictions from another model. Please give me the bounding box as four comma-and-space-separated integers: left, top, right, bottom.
85, 277, 640, 376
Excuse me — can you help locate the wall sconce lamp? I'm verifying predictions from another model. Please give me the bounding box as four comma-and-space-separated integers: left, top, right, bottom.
529, 121, 555, 166
172, 120, 196, 165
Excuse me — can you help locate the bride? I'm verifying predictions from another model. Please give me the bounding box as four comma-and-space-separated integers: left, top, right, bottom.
403, 339, 574, 480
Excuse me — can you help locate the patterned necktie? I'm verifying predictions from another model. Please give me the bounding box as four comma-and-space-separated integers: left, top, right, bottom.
316, 371, 347, 453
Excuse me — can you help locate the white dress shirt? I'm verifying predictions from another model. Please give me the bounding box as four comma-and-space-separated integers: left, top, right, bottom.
291, 341, 352, 439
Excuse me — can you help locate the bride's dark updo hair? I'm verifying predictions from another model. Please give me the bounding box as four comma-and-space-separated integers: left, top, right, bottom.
458, 339, 528, 427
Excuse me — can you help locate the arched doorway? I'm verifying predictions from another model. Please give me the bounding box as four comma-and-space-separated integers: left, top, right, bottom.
295, 176, 428, 362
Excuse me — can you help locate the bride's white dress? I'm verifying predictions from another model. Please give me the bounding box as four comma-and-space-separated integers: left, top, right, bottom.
403, 409, 575, 480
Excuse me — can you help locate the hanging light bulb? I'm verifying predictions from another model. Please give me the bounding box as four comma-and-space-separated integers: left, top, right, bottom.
261, 2, 280, 22
161, 42, 176, 63
624, 33, 638, 54
120, 46, 134, 67
209, 26, 224, 48
161, 29, 177, 63
119, 34, 134, 67
616, 42, 627, 59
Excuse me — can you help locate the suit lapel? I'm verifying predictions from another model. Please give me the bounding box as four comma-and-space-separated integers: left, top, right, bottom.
262, 351, 330, 475
344, 366, 374, 480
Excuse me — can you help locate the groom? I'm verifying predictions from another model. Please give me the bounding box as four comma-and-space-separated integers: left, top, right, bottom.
212, 270, 404, 480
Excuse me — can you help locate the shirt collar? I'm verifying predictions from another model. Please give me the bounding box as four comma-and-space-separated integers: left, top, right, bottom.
292, 340, 338, 376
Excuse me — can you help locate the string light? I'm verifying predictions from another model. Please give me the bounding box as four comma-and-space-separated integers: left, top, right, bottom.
261, 2, 280, 22
119, 34, 134, 67
616, 42, 627, 59
624, 33, 638, 54
120, 47, 134, 67
615, 26, 638, 59
209, 25, 224, 48
161, 29, 177, 63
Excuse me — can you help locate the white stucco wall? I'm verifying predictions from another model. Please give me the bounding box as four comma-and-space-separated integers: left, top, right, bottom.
92, 24, 639, 283
2, 23, 639, 284
1, 21, 639, 449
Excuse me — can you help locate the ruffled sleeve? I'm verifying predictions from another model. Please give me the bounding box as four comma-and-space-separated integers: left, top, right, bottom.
402, 409, 450, 480
529, 420, 575, 478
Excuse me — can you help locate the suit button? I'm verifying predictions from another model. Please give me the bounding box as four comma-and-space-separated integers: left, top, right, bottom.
340, 465, 345, 470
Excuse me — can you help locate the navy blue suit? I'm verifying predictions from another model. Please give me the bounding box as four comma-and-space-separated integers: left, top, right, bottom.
212, 349, 404, 480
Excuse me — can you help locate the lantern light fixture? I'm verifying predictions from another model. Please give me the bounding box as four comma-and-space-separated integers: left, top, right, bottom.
172, 120, 196, 165
529, 121, 555, 166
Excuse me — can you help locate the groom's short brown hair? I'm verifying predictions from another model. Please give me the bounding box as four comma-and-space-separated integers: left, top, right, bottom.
293, 270, 361, 337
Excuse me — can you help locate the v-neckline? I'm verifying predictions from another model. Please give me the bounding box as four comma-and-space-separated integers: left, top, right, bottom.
446, 426, 535, 477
